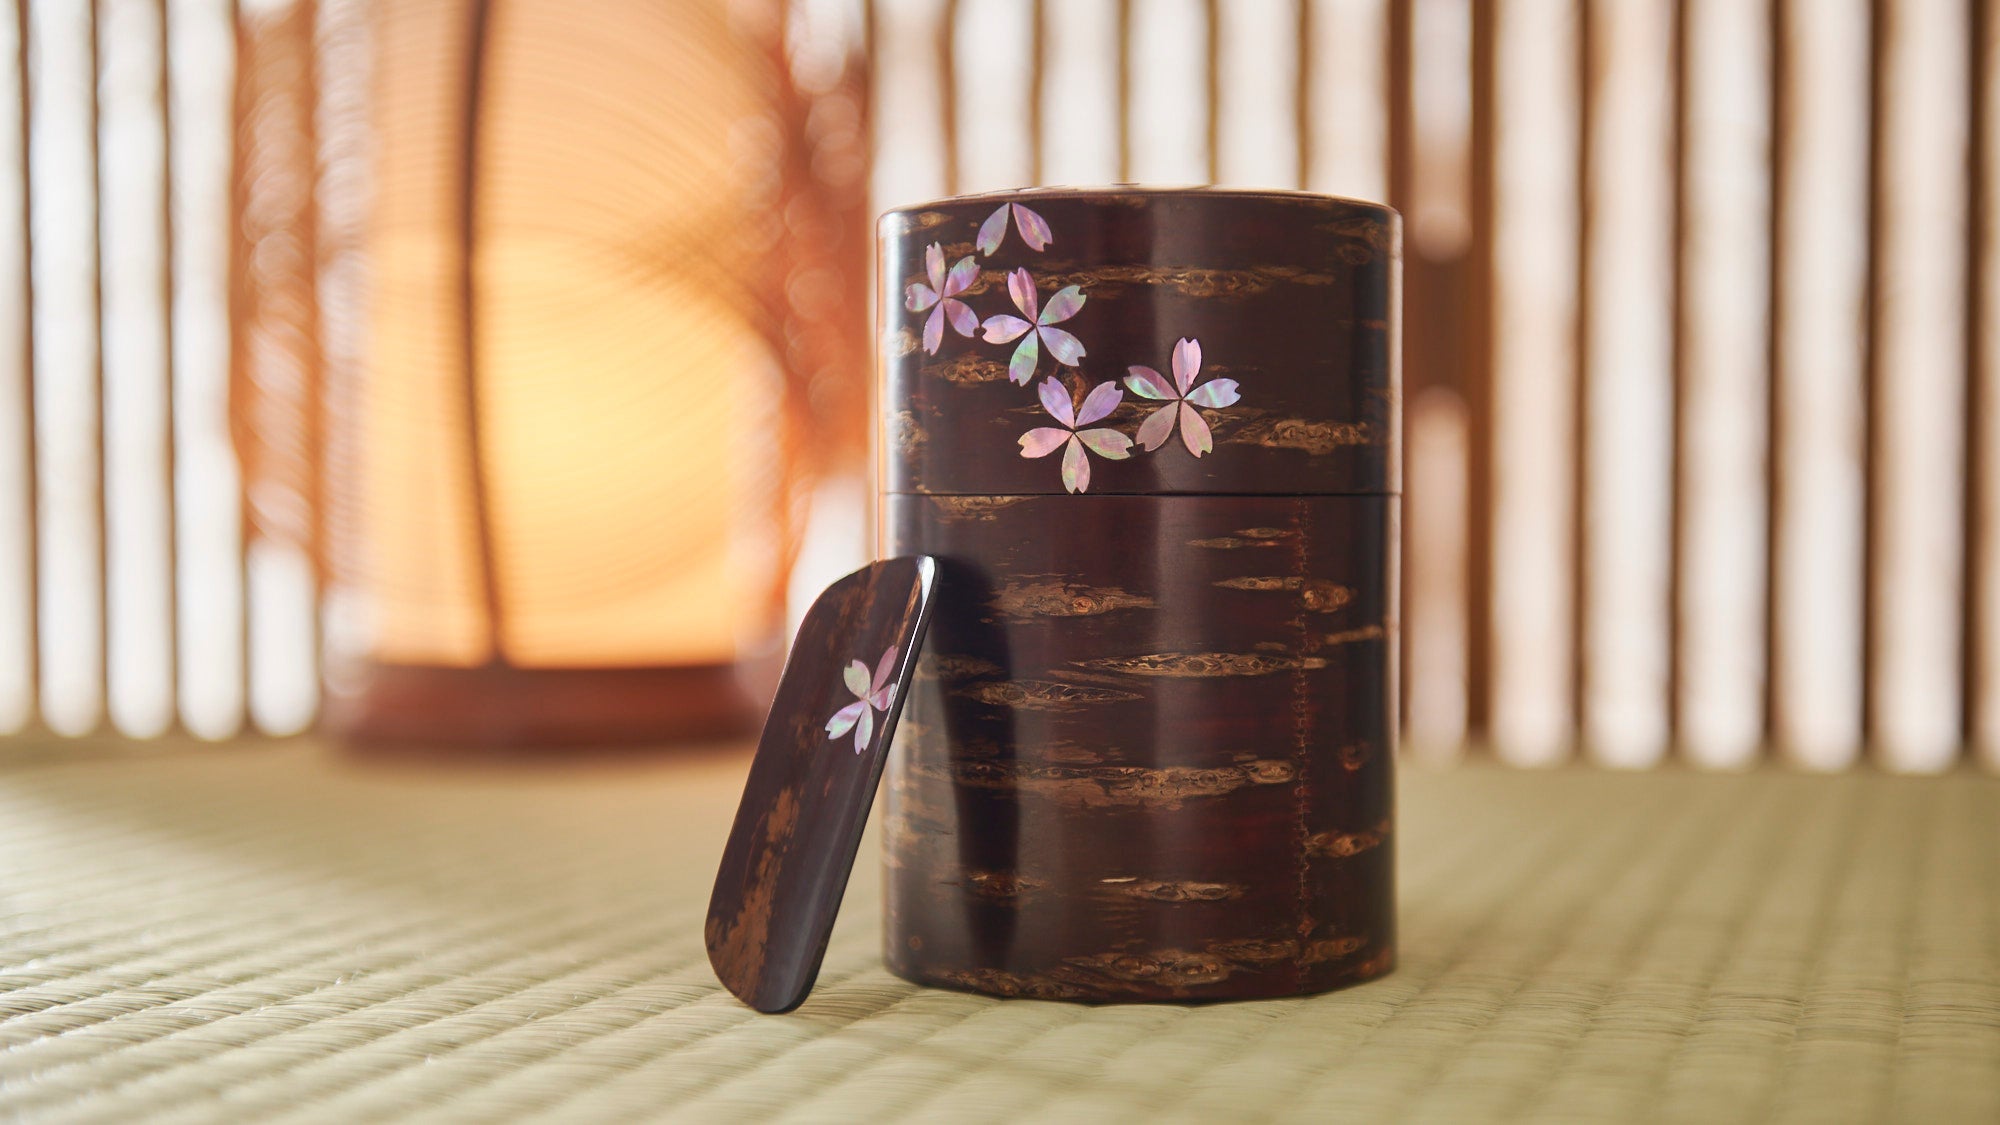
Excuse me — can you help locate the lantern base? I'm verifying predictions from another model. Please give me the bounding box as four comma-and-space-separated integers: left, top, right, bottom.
322, 660, 775, 749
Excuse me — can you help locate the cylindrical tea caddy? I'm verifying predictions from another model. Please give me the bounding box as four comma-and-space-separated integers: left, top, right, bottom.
878, 188, 1400, 1001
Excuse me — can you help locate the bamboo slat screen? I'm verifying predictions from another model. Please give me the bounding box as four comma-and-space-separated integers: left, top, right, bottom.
0, 0, 871, 744
3, 0, 1996, 775
2, 0, 268, 741
866, 0, 1999, 774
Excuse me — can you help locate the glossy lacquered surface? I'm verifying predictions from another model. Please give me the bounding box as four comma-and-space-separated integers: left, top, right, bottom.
882, 495, 1396, 1001
707, 557, 936, 1013
879, 187, 1400, 1002
879, 188, 1400, 498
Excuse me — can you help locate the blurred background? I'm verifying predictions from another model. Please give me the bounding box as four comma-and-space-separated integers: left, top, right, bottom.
0, 0, 1993, 774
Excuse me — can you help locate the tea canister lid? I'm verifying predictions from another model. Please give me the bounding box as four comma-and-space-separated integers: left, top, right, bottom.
707, 556, 937, 1013
879, 187, 1400, 498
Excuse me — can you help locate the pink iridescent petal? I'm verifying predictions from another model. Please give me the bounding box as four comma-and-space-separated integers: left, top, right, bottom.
872, 646, 899, 694
843, 660, 871, 698
1124, 365, 1175, 400
944, 255, 980, 297
1039, 325, 1086, 366
1007, 268, 1039, 318
1010, 334, 1041, 385
826, 698, 865, 737
1136, 403, 1178, 450
980, 314, 1033, 344
1075, 380, 1124, 426
977, 204, 1011, 255
925, 243, 947, 293
869, 684, 896, 712
1036, 376, 1075, 426
944, 299, 979, 338
1019, 427, 1071, 458
1012, 203, 1054, 250
1179, 401, 1214, 457
1076, 427, 1132, 459
1038, 286, 1085, 325
1060, 435, 1089, 493
923, 304, 945, 355
1186, 377, 1240, 408
905, 282, 939, 312
1172, 337, 1202, 394
853, 705, 873, 750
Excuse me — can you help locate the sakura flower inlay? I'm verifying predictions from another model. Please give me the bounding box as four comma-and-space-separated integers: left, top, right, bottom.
824, 646, 899, 753
1019, 378, 1133, 494
1124, 337, 1241, 457
981, 268, 1087, 385
975, 202, 1054, 255
897, 199, 1246, 488
905, 243, 981, 355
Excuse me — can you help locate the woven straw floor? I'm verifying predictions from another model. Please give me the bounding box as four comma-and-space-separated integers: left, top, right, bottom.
0, 739, 1994, 1123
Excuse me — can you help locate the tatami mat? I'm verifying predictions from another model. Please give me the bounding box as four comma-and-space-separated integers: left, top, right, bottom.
0, 740, 1993, 1123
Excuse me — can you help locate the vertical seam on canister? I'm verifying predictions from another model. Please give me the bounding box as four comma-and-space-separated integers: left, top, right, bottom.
1291, 495, 1314, 994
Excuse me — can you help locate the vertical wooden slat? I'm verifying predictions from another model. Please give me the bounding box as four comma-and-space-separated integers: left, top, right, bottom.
99, 0, 180, 736
231, 0, 251, 734
1666, 0, 1689, 755
1569, 0, 1591, 755
1027, 0, 1043, 186
1388, 0, 1426, 734
1404, 386, 1470, 756
150, 0, 243, 739
1406, 0, 1473, 259
157, 0, 179, 729
1386, 0, 1411, 207
1860, 0, 1885, 750
1763, 0, 1786, 758
1295, 0, 1310, 189
1126, 0, 1210, 183
5, 0, 38, 732
26, 0, 113, 735
938, 0, 958, 196
1116, 0, 1131, 182
864, 0, 947, 212
1675, 0, 1771, 768
1867, 0, 1969, 772
1214, 0, 1302, 188
314, 0, 369, 714
1296, 0, 1392, 203
1487, 0, 1580, 765
1037, 0, 1119, 186
949, 0, 1033, 193
232, 0, 323, 733
1769, 0, 1867, 769
1974, 0, 2000, 768
863, 0, 878, 186
89, 0, 112, 734
233, 0, 254, 727
1203, 0, 1219, 183
1302, 0, 1389, 203
1579, 0, 1674, 768
1459, 0, 1493, 752
1397, 0, 1474, 750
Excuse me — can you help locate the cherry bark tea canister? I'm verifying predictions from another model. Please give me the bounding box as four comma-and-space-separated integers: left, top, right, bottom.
879, 188, 1400, 1001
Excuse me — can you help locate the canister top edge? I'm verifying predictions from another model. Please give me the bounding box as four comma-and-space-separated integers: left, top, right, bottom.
879, 488, 1403, 498
878, 185, 1398, 228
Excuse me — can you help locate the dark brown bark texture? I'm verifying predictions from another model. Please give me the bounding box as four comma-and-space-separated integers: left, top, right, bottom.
880, 190, 1401, 1002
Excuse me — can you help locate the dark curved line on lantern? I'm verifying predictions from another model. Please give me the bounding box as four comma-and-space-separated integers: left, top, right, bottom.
460, 0, 508, 665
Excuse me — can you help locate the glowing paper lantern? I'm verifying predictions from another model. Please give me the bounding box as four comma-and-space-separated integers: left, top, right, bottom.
232, 0, 869, 745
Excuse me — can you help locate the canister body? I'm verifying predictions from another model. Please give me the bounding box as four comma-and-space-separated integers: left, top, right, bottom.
884, 494, 1395, 1000
878, 189, 1399, 1001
